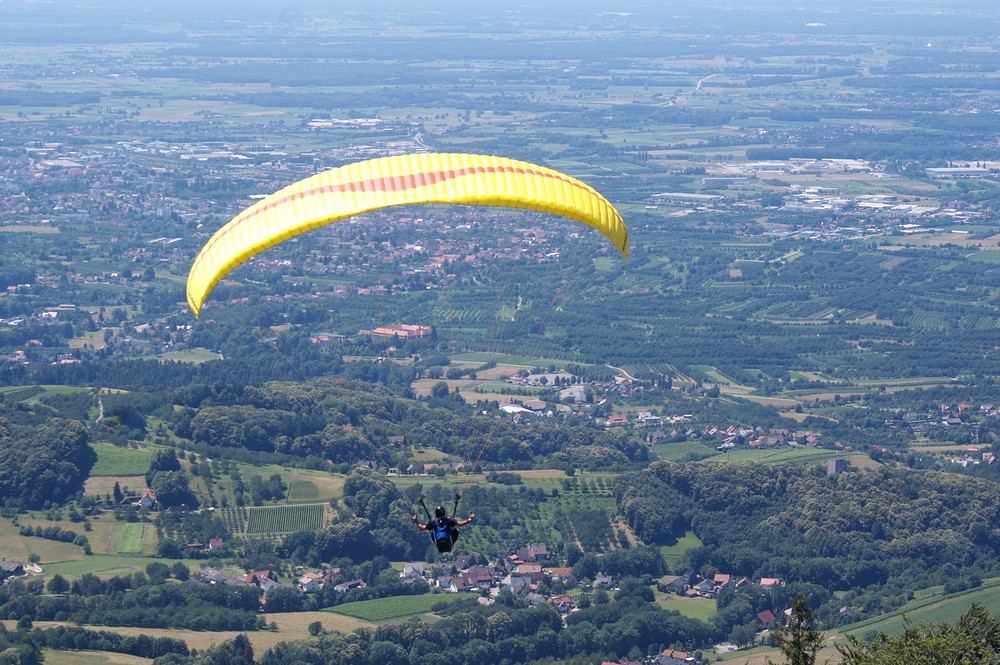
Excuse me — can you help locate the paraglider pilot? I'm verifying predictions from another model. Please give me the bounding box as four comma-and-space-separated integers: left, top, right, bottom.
413, 505, 475, 553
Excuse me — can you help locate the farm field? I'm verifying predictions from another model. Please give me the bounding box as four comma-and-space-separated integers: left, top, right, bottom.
0, 517, 86, 564
326, 593, 462, 621
41, 555, 192, 578
234, 463, 346, 503
652, 441, 717, 461
46, 516, 155, 557
41, 650, 152, 665
1, 613, 374, 654
245, 503, 327, 535
84, 476, 151, 501
705, 446, 856, 465
836, 577, 1000, 640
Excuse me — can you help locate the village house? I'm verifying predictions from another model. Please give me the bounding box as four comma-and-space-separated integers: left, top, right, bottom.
224, 576, 254, 588
401, 563, 426, 580
593, 573, 614, 588
636, 411, 661, 425
524, 592, 547, 607
120, 493, 157, 510
503, 574, 533, 595
550, 594, 575, 612
466, 566, 495, 587
546, 567, 574, 583
656, 649, 696, 665
241, 570, 279, 593
448, 577, 474, 593
450, 555, 473, 571
694, 579, 717, 598
200, 567, 228, 584
757, 609, 777, 625
298, 572, 324, 592
658, 576, 688, 593
0, 561, 25, 577
333, 578, 367, 593
515, 563, 544, 583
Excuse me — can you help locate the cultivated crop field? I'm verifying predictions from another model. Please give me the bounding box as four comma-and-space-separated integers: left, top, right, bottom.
245, 504, 326, 535
219, 506, 248, 534
652, 441, 717, 461
326, 593, 460, 621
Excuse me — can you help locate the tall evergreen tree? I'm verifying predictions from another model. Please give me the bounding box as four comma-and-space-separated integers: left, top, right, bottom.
767, 593, 824, 665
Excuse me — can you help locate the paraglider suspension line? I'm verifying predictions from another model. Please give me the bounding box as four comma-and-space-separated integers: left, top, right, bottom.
418, 496, 433, 521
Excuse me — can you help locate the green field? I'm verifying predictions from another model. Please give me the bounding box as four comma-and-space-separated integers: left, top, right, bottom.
287, 480, 319, 501
232, 463, 345, 503
969, 250, 1000, 262
245, 504, 325, 535
839, 577, 1000, 640
660, 531, 704, 571
448, 352, 571, 368
89, 444, 153, 476
652, 441, 717, 461
706, 446, 852, 465
43, 555, 192, 577
115, 523, 144, 554
326, 593, 461, 621
656, 593, 717, 622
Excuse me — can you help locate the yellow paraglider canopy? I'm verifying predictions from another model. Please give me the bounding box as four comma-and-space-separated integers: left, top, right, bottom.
187, 152, 629, 317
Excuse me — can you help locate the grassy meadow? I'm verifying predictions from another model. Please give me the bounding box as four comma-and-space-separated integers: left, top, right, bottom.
89, 444, 153, 476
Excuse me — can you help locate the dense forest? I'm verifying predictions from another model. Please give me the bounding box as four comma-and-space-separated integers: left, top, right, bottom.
617, 461, 1000, 624
0, 416, 93, 510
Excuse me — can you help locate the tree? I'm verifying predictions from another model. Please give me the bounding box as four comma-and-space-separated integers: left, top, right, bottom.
730, 622, 759, 649
145, 562, 170, 585
202, 634, 254, 665
264, 585, 306, 613
767, 593, 823, 665
46, 574, 69, 594
157, 539, 183, 559
170, 561, 190, 581
308, 621, 323, 636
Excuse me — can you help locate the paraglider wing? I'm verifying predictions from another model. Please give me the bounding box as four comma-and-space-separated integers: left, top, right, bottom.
186, 152, 629, 317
